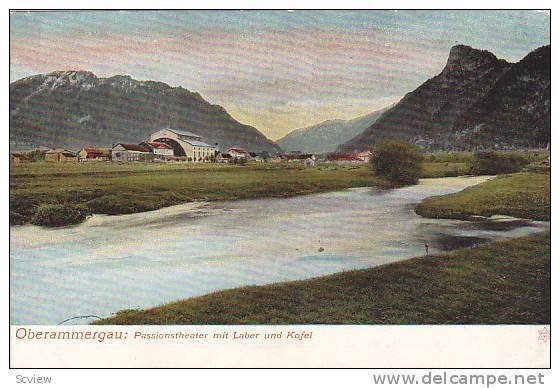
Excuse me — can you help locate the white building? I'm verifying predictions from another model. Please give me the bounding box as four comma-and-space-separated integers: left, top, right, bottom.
111, 143, 151, 162
227, 147, 250, 160
356, 151, 372, 163
148, 128, 216, 162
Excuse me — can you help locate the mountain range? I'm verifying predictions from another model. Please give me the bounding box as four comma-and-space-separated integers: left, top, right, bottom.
277, 105, 392, 154
10, 44, 550, 154
339, 44, 550, 152
10, 71, 281, 153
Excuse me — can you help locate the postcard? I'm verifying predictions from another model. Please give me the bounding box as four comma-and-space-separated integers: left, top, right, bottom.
8, 8, 551, 370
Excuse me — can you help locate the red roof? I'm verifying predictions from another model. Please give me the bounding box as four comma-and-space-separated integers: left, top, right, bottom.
145, 142, 173, 149
115, 144, 149, 152
11, 153, 32, 159
327, 153, 363, 161
228, 147, 248, 153
81, 147, 110, 157
46, 149, 77, 156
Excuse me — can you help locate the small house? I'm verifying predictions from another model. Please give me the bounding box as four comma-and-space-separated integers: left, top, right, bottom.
326, 153, 363, 164
216, 153, 232, 163
356, 151, 372, 163
111, 144, 151, 162
78, 147, 111, 162
10, 153, 33, 164
280, 153, 315, 163
227, 147, 250, 160
303, 157, 315, 167
45, 149, 78, 162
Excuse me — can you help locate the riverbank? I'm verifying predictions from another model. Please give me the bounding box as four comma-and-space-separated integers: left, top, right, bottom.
94, 171, 550, 325
10, 161, 466, 227
13, 174, 509, 324
10, 162, 389, 226
94, 231, 550, 324
415, 172, 550, 221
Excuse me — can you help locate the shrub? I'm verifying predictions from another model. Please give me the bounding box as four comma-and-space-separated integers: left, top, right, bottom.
31, 204, 90, 227
425, 151, 474, 163
86, 195, 155, 215
370, 141, 423, 184
470, 151, 529, 175
28, 150, 46, 162
10, 211, 26, 225
233, 157, 248, 165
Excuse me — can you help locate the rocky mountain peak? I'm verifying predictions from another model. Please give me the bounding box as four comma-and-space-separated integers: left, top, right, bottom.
31, 70, 100, 91
102, 74, 142, 90
441, 45, 509, 78
338, 44, 547, 152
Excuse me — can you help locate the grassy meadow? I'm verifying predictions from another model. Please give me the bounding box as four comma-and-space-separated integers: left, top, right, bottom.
420, 149, 549, 178
95, 231, 550, 325
10, 149, 549, 227
10, 162, 396, 226
420, 162, 470, 178
415, 172, 550, 221
10, 159, 475, 227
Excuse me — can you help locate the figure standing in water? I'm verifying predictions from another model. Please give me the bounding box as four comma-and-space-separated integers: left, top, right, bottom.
424, 242, 429, 256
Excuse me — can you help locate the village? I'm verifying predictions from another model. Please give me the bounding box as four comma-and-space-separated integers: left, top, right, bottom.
10, 127, 372, 166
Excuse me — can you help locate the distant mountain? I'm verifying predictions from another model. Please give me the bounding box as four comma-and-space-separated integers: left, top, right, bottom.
277, 106, 392, 154
10, 71, 281, 153
339, 44, 550, 152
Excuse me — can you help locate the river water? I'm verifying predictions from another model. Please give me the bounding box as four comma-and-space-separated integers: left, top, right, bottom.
10, 176, 548, 324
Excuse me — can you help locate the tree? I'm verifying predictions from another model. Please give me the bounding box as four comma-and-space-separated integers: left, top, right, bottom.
470, 151, 529, 175
370, 141, 423, 184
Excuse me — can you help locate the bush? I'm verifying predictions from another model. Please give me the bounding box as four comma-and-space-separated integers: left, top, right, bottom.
470, 151, 529, 175
10, 211, 26, 225
424, 151, 474, 163
86, 195, 154, 215
233, 157, 248, 165
370, 141, 423, 184
31, 204, 90, 227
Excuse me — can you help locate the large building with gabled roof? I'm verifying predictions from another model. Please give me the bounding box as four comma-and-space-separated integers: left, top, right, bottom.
148, 128, 216, 162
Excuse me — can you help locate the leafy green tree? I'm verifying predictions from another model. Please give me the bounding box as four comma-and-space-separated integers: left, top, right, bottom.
370, 141, 423, 184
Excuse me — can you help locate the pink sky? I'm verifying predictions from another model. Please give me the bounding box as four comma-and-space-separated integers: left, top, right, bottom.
10, 11, 550, 139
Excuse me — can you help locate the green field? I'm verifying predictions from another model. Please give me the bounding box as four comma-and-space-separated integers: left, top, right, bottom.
421, 149, 549, 178
95, 231, 550, 325
423, 149, 549, 164
10, 160, 473, 227
10, 162, 396, 226
420, 162, 470, 178
415, 172, 550, 221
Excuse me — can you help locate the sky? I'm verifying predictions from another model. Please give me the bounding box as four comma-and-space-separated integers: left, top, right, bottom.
10, 10, 550, 140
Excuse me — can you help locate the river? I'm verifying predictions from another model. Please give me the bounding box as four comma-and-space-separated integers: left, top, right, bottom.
10, 176, 548, 324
